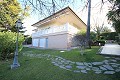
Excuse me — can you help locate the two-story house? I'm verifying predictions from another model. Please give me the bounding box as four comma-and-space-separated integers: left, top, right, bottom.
32, 7, 86, 49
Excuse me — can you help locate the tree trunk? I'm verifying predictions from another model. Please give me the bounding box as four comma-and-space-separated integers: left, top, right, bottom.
118, 33, 120, 41
86, 0, 91, 49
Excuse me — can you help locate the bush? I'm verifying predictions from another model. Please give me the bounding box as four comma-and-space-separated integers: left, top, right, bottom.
26, 37, 32, 44
95, 40, 105, 46
0, 31, 24, 60
100, 32, 118, 40
118, 42, 120, 45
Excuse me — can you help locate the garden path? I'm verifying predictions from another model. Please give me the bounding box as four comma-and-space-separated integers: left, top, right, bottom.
23, 52, 120, 75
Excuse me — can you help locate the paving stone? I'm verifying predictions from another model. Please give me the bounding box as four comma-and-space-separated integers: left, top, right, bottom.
105, 57, 110, 59
71, 62, 75, 64
95, 71, 102, 74
115, 69, 120, 72
61, 60, 65, 63
104, 71, 115, 74
99, 66, 107, 70
116, 64, 120, 66
81, 70, 87, 73
76, 62, 84, 65
74, 70, 81, 73
76, 66, 86, 69
110, 59, 117, 62
92, 67, 100, 71
54, 63, 59, 66
103, 60, 109, 64
109, 63, 116, 65
111, 64, 118, 68
59, 66, 66, 69
115, 58, 120, 60
57, 62, 63, 65
86, 68, 91, 70
92, 62, 103, 65
65, 65, 72, 69
64, 62, 69, 65
102, 65, 114, 70
83, 62, 89, 66
52, 61, 56, 64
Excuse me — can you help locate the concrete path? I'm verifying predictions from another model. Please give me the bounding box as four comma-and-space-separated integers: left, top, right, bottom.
100, 43, 120, 56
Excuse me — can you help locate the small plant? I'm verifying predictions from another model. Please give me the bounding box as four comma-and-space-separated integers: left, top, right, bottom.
73, 30, 86, 55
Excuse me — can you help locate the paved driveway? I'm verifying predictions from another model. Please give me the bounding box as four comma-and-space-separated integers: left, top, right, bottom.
100, 43, 120, 56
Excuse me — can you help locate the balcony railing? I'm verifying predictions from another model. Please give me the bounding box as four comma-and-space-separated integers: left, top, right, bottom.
32, 23, 69, 37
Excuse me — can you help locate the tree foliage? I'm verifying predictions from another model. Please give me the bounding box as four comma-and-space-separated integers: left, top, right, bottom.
107, 0, 120, 33
0, 0, 29, 32
92, 23, 111, 40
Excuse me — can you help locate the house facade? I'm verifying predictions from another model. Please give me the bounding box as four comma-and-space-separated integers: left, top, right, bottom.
32, 7, 86, 49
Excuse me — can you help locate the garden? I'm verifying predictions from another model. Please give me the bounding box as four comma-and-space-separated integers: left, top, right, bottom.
0, 46, 120, 80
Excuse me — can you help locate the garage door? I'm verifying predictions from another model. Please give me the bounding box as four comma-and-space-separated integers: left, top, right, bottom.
32, 39, 39, 47
39, 38, 48, 48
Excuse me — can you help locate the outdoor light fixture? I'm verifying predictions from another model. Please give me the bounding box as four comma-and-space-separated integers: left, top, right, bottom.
11, 19, 23, 69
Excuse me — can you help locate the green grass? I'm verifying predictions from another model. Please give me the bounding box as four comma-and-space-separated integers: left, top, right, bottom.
0, 46, 120, 80
22, 46, 105, 62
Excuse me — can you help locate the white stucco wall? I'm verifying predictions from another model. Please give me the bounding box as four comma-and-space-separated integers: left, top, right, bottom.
32, 23, 69, 38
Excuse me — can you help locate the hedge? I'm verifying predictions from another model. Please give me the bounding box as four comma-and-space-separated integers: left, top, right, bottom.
0, 31, 24, 60
100, 32, 118, 40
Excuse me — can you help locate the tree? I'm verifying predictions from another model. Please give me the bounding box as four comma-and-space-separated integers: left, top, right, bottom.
107, 0, 120, 33
20, 0, 74, 17
102, 26, 111, 33
107, 0, 120, 40
0, 0, 29, 32
92, 23, 111, 40
73, 30, 86, 55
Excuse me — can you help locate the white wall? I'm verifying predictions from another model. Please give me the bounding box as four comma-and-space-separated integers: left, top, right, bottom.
32, 23, 69, 38
67, 23, 80, 35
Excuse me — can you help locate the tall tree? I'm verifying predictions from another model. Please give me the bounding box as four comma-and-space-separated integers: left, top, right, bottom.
107, 0, 120, 33
0, 0, 28, 32
107, 0, 120, 40
86, 0, 91, 48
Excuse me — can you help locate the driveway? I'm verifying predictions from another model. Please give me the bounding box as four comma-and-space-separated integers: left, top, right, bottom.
100, 43, 120, 56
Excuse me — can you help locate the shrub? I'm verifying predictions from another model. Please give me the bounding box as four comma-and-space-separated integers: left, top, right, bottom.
90, 31, 97, 41
0, 31, 24, 60
96, 40, 105, 46
118, 42, 120, 45
100, 32, 118, 40
26, 37, 32, 44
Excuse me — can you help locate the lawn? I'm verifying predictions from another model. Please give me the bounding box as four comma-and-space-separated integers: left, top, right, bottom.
22, 46, 105, 62
0, 46, 120, 80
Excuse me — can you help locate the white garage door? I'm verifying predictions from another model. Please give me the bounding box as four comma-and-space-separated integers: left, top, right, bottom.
39, 38, 46, 48
32, 39, 39, 47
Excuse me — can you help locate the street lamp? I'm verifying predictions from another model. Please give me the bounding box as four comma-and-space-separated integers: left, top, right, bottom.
11, 19, 23, 69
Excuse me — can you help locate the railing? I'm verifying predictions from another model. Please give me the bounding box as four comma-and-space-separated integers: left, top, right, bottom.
32, 23, 69, 37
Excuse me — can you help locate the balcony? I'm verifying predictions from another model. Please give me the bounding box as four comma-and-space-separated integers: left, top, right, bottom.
32, 23, 69, 37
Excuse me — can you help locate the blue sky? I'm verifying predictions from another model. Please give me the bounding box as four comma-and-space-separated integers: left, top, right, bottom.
18, 0, 114, 35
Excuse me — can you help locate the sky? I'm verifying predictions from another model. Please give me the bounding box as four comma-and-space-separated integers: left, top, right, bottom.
19, 0, 114, 35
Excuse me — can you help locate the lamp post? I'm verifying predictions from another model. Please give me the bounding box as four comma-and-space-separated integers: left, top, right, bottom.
11, 19, 23, 69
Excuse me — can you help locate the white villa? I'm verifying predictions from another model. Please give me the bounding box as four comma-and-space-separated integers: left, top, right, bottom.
32, 7, 86, 49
